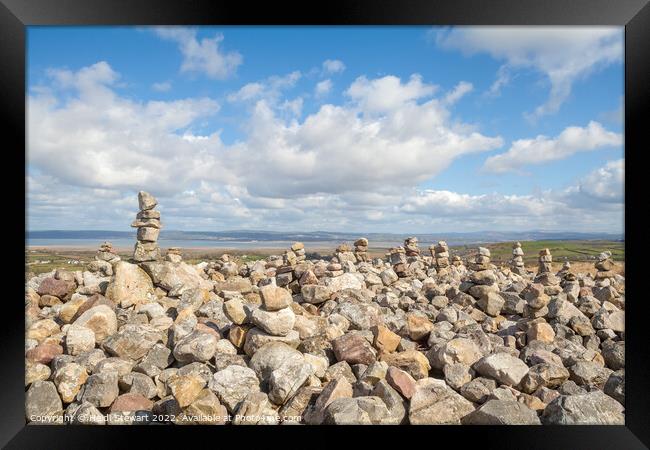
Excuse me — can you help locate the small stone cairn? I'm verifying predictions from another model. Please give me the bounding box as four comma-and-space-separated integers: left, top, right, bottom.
404, 237, 420, 257
291, 242, 306, 263
595, 251, 616, 285
510, 242, 526, 275
433, 241, 450, 271
96, 241, 120, 263
535, 248, 560, 289
87, 241, 119, 276
334, 243, 357, 265
165, 247, 182, 263
354, 238, 369, 262
470, 247, 492, 271
131, 191, 161, 262
388, 246, 408, 277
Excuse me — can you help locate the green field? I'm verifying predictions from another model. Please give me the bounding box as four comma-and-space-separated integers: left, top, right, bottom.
26, 239, 624, 277
454, 240, 625, 264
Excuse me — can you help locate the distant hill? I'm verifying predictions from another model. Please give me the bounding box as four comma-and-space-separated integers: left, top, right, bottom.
27, 229, 624, 246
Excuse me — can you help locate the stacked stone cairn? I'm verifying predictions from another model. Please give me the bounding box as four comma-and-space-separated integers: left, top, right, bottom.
291, 242, 306, 263
131, 191, 161, 262
535, 249, 560, 291
165, 247, 183, 263
388, 246, 408, 277
87, 242, 120, 277
595, 251, 616, 285
354, 238, 369, 262
510, 242, 526, 275
404, 237, 420, 257
451, 255, 464, 267
433, 241, 450, 272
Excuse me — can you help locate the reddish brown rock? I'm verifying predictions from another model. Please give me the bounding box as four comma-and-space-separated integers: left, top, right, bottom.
332, 333, 377, 365
110, 393, 154, 412
37, 277, 75, 300
386, 366, 417, 399
26, 343, 63, 364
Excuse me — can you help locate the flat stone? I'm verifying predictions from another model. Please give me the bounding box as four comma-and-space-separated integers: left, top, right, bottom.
462, 399, 541, 424
409, 378, 475, 425
332, 332, 377, 365
474, 353, 530, 387
542, 391, 624, 424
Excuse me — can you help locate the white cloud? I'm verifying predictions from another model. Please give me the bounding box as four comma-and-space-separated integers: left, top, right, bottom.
483, 121, 622, 173
227, 71, 301, 104
573, 159, 624, 203
436, 27, 623, 118
152, 81, 172, 92
28, 62, 622, 233
444, 81, 473, 105
346, 74, 438, 114
322, 59, 345, 74
315, 79, 332, 97
153, 27, 242, 80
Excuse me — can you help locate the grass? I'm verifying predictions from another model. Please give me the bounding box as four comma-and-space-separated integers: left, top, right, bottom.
454, 240, 625, 264
26, 239, 624, 277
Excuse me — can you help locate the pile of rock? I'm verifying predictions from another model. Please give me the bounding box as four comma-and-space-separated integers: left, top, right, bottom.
432, 241, 450, 272
388, 246, 408, 277
96, 242, 120, 264
165, 247, 182, 263
510, 242, 526, 275
404, 237, 420, 257
23, 195, 626, 426
594, 251, 616, 284
354, 238, 369, 262
334, 243, 356, 266
535, 249, 560, 289
537, 248, 552, 274
470, 247, 492, 271
291, 242, 306, 264
132, 191, 161, 263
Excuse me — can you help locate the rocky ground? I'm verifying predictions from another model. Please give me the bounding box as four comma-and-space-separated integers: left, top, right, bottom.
24, 193, 625, 425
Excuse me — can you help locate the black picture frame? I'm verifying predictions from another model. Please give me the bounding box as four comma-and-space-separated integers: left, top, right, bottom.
2, 0, 648, 447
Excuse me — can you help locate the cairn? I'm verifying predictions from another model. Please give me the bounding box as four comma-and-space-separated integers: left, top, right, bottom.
537, 248, 552, 273
388, 246, 408, 277
132, 191, 161, 262
433, 241, 450, 271
595, 251, 615, 281
291, 242, 306, 263
334, 243, 357, 265
404, 237, 420, 257
470, 247, 492, 271
535, 248, 560, 290
165, 247, 182, 263
510, 242, 526, 275
96, 241, 120, 264
354, 238, 369, 262
87, 241, 119, 277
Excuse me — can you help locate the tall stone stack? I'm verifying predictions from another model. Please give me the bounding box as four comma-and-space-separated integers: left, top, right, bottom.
433, 241, 450, 271
404, 237, 420, 257
354, 238, 369, 262
537, 248, 552, 274
510, 242, 526, 275
388, 246, 408, 277
291, 242, 306, 263
535, 248, 560, 290
132, 191, 162, 262
595, 251, 616, 285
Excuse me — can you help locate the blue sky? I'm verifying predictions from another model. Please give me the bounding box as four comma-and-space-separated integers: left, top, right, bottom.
27, 26, 624, 233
